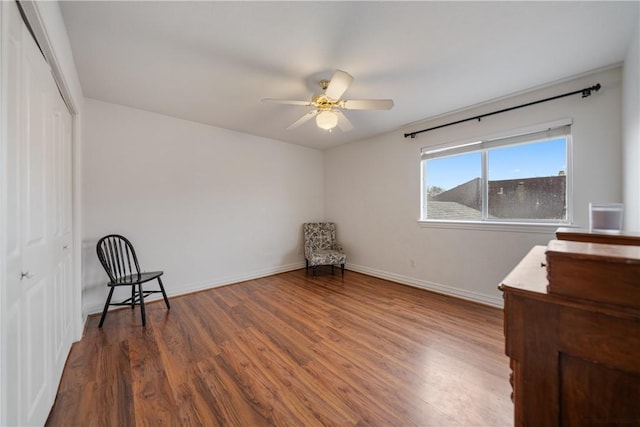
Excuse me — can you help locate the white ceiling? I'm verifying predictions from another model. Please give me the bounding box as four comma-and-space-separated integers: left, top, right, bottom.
59, 1, 639, 150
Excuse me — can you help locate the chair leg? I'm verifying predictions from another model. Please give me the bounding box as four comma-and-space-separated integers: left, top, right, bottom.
131, 285, 135, 310
305, 259, 309, 273
99, 287, 115, 328
158, 277, 170, 309
331, 265, 334, 274
341, 263, 345, 275
138, 283, 146, 327
312, 265, 317, 276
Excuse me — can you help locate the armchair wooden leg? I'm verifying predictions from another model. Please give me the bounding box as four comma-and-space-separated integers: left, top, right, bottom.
341, 263, 345, 275
312, 266, 317, 276
305, 259, 309, 273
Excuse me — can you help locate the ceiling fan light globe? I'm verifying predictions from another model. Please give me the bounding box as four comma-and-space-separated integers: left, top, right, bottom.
316, 111, 338, 130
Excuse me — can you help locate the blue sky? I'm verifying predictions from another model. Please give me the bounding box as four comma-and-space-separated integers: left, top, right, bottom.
425, 138, 567, 191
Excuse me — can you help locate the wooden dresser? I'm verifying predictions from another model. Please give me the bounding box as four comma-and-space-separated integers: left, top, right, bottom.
500, 229, 640, 426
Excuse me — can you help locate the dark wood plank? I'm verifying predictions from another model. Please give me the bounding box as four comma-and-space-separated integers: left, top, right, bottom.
46, 269, 512, 426
127, 326, 182, 427
147, 298, 221, 426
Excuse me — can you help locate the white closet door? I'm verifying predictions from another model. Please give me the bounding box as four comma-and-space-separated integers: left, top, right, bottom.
19, 17, 58, 427
50, 89, 74, 384
1, 1, 75, 425
2, 2, 26, 425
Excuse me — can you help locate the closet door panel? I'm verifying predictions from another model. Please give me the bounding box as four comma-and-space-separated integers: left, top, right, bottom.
4, 0, 21, 264
23, 276, 50, 424
22, 59, 47, 246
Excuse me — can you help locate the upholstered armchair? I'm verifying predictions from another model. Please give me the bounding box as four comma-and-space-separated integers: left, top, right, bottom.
303, 222, 346, 276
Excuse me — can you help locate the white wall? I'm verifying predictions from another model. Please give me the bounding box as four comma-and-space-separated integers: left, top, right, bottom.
324, 67, 623, 306
623, 22, 640, 231
82, 98, 324, 315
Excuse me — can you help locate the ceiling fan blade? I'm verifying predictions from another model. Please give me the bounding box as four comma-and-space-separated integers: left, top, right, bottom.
262, 98, 311, 106
342, 99, 394, 110
286, 111, 318, 130
334, 110, 354, 132
325, 70, 353, 100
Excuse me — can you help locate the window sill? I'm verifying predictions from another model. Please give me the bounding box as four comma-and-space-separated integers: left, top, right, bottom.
417, 219, 577, 234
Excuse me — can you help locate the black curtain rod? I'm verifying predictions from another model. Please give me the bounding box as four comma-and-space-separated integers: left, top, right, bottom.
404, 83, 601, 139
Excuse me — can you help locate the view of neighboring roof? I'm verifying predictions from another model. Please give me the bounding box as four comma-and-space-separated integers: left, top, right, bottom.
426, 201, 482, 220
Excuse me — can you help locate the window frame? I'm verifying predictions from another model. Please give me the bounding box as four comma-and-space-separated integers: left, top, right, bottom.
419, 120, 574, 230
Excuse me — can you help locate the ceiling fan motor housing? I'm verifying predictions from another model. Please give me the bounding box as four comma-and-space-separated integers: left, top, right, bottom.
312, 94, 339, 111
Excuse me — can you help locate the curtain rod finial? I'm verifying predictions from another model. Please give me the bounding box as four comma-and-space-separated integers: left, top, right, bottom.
582, 83, 601, 98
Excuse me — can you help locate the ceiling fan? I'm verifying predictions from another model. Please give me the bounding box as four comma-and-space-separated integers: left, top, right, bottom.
262, 70, 394, 132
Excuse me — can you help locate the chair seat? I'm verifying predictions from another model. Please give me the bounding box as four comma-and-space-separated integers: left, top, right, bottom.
308, 249, 346, 266
108, 271, 163, 287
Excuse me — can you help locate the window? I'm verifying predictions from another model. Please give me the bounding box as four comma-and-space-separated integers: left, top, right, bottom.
421, 124, 571, 224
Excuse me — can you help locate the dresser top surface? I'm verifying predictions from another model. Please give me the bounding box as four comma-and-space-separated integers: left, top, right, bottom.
500, 245, 548, 294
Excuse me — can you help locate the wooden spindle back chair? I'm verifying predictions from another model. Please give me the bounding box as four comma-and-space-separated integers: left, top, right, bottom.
96, 234, 170, 327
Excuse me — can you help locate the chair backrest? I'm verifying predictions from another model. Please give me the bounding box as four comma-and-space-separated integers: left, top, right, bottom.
96, 234, 141, 282
303, 222, 337, 251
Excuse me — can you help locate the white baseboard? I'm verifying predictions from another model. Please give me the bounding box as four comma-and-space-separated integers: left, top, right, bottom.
86, 260, 503, 316
346, 263, 504, 308
165, 261, 306, 299
85, 261, 306, 315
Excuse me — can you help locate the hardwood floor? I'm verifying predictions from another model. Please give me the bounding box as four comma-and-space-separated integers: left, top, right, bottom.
46, 269, 513, 426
